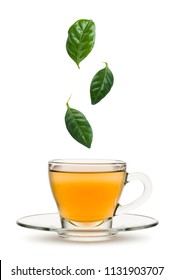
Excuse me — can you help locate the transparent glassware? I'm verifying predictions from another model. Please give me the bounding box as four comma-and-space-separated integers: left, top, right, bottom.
48, 159, 152, 230
17, 213, 158, 242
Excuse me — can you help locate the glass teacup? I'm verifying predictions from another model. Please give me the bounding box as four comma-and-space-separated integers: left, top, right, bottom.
49, 159, 152, 230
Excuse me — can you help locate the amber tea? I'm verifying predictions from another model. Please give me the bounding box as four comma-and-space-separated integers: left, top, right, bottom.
49, 170, 126, 223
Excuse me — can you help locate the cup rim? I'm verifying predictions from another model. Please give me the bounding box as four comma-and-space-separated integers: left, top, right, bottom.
48, 159, 126, 172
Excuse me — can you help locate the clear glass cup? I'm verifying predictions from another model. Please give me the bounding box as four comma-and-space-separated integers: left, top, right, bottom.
48, 159, 152, 230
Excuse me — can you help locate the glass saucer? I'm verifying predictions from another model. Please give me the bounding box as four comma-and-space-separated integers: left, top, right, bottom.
17, 213, 158, 242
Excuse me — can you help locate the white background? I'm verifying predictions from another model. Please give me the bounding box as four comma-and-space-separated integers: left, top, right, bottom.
0, 0, 174, 278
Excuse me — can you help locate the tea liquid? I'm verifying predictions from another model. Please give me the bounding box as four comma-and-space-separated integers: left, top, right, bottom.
49, 171, 125, 222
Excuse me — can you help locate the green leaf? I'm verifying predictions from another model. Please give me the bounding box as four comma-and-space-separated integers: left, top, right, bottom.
66, 19, 95, 68
65, 99, 93, 148
90, 62, 114, 105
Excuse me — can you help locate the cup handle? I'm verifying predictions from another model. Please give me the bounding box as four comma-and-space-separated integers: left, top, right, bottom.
116, 172, 152, 215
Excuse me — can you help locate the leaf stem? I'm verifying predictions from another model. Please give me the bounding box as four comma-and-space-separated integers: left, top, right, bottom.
66, 95, 72, 109
102, 61, 108, 68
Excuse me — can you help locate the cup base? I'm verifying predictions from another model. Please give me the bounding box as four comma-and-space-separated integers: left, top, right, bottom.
59, 217, 115, 242
60, 217, 113, 230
